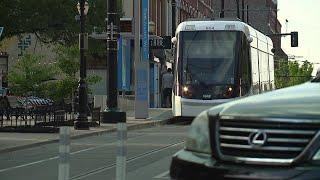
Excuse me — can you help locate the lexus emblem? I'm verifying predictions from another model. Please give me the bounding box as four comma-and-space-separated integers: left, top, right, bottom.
248, 130, 267, 147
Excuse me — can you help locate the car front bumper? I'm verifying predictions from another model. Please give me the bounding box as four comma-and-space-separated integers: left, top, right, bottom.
170, 149, 320, 180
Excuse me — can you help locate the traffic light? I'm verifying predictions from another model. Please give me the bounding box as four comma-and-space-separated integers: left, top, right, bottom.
291, 31, 298, 47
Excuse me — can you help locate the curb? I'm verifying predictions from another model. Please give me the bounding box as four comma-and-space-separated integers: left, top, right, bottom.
0, 118, 173, 154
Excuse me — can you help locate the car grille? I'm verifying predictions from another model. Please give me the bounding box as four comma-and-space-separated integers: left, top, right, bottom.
218, 118, 320, 160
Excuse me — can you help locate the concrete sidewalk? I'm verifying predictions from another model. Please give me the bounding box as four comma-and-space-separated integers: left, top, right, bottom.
0, 108, 173, 154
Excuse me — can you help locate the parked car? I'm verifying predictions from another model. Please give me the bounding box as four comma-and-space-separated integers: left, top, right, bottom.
170, 76, 320, 179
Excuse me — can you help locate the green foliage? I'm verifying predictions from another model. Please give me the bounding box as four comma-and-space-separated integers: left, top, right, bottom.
275, 60, 314, 89
0, 0, 123, 44
50, 44, 102, 102
8, 54, 56, 96
55, 44, 80, 77
42, 77, 77, 102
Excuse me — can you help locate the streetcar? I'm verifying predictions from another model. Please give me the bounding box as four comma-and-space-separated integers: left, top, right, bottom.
171, 20, 275, 117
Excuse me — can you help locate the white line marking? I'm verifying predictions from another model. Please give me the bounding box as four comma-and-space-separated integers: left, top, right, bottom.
0, 143, 113, 173
0, 134, 148, 173
71, 142, 184, 180
153, 170, 170, 179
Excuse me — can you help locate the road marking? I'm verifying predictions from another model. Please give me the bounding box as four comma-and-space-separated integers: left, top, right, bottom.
153, 170, 170, 179
0, 137, 49, 141
0, 156, 58, 173
0, 134, 148, 173
70, 141, 184, 180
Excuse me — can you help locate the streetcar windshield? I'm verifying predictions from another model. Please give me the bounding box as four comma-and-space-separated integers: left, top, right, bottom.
182, 31, 237, 85
180, 31, 238, 99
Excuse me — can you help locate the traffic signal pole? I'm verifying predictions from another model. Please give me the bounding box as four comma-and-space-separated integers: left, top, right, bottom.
268, 32, 299, 47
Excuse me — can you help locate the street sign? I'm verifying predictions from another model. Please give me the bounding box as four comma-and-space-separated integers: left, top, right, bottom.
0, 27, 3, 37
150, 36, 171, 49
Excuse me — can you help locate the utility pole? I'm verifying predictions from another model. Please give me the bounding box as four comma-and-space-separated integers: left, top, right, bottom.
220, 0, 225, 18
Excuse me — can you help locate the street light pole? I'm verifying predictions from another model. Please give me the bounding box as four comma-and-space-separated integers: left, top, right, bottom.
106, 0, 119, 111
74, 0, 89, 130
102, 0, 126, 124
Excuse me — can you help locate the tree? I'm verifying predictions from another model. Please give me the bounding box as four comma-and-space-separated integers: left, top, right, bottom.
53, 44, 102, 102
0, 0, 124, 44
8, 54, 56, 96
275, 60, 313, 89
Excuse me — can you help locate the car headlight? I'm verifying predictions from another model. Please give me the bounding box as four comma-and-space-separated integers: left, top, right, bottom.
313, 149, 320, 160
185, 111, 211, 154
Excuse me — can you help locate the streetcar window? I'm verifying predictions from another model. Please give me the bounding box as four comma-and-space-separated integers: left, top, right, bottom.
181, 31, 237, 85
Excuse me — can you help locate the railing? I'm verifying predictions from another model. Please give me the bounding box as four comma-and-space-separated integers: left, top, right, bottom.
0, 103, 101, 132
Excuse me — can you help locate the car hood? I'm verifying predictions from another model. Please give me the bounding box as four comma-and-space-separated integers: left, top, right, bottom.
208, 82, 320, 119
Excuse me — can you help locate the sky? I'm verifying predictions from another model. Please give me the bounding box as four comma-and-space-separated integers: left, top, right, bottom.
278, 0, 320, 75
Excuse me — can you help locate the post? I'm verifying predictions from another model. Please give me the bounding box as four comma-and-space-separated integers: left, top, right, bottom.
107, 0, 119, 111
236, 0, 240, 19
220, 0, 225, 18
116, 114, 127, 180
58, 127, 70, 180
246, 5, 249, 23
134, 0, 149, 119
172, 0, 176, 37
103, 0, 126, 123
74, 0, 89, 130
242, 0, 245, 21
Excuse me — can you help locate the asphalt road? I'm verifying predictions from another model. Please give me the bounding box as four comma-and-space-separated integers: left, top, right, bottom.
0, 124, 188, 180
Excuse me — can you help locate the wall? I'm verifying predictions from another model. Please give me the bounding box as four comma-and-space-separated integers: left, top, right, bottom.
0, 34, 56, 71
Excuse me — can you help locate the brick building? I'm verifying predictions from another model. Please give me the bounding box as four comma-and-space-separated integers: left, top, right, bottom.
176, 0, 214, 25
212, 0, 288, 61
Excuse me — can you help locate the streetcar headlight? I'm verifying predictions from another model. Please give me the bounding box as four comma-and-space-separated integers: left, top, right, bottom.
183, 86, 189, 92
312, 149, 320, 160
224, 86, 234, 98
185, 111, 211, 154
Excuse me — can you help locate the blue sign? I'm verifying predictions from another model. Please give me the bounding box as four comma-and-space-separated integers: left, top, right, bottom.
136, 69, 148, 101
117, 36, 123, 90
142, 0, 149, 61
0, 27, 3, 37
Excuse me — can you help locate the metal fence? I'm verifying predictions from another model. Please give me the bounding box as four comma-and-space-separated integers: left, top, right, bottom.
0, 98, 101, 132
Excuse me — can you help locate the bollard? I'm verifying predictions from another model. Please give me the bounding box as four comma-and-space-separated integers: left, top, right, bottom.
116, 112, 127, 180
58, 126, 70, 180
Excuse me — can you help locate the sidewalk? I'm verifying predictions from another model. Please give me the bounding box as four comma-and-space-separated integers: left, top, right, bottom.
0, 108, 173, 154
